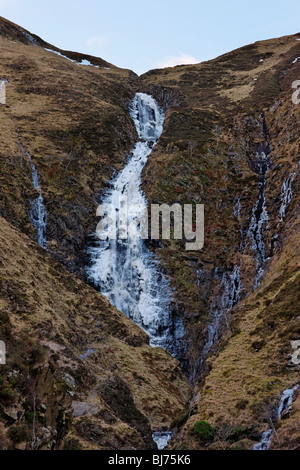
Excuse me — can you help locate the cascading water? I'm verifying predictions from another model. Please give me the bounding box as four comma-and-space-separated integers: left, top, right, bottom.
253, 430, 273, 451
245, 151, 271, 288
253, 385, 299, 450
279, 171, 296, 221
27, 152, 47, 249
191, 264, 242, 381
194, 150, 272, 372
192, 195, 243, 378
87, 93, 184, 356
193, 147, 271, 375
270, 167, 298, 254
201, 265, 242, 360
152, 431, 173, 450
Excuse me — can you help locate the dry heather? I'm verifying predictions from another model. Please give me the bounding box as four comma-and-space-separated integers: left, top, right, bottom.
0, 16, 299, 450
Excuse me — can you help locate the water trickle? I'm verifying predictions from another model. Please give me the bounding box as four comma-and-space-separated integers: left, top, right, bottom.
79, 348, 95, 360
27, 152, 47, 249
87, 93, 184, 356
233, 197, 241, 219
245, 152, 271, 288
201, 265, 242, 360
253, 430, 273, 451
279, 171, 296, 221
253, 385, 298, 450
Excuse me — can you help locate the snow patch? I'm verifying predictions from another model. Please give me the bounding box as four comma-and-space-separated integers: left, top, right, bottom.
44, 49, 106, 69
79, 59, 99, 68
44, 48, 77, 63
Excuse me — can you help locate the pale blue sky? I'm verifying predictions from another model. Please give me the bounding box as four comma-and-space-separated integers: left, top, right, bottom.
0, 0, 299, 75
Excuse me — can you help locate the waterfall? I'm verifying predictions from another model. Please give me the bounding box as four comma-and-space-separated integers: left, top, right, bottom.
201, 265, 242, 361
191, 264, 242, 380
197, 150, 271, 371
192, 194, 243, 377
245, 152, 271, 288
152, 431, 172, 450
270, 168, 298, 255
253, 385, 298, 450
279, 171, 296, 221
27, 152, 47, 249
87, 93, 184, 356
253, 430, 273, 451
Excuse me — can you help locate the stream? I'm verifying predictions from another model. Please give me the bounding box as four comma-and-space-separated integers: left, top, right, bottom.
87, 93, 184, 356
253, 385, 299, 450
27, 152, 47, 249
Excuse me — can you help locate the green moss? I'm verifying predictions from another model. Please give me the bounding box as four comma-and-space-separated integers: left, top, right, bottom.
193, 420, 215, 443
24, 410, 34, 423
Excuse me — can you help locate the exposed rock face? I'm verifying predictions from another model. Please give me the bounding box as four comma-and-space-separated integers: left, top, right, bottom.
139, 33, 300, 449
0, 17, 138, 281
0, 216, 190, 449
0, 16, 299, 450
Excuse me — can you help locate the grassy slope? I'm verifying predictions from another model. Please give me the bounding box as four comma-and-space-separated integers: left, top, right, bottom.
136, 33, 299, 377
176, 218, 299, 449
0, 215, 190, 449
0, 17, 191, 450
0, 16, 300, 450
0, 16, 138, 276
139, 35, 300, 448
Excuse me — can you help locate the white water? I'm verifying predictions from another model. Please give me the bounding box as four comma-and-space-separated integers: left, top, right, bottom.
279, 171, 296, 221
195, 199, 243, 374
201, 265, 242, 360
271, 169, 297, 253
253, 385, 298, 450
152, 431, 172, 450
87, 93, 184, 354
245, 152, 271, 288
27, 153, 47, 249
276, 385, 299, 419
253, 430, 273, 451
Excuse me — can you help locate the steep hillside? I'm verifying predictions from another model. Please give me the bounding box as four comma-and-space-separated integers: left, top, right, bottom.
0, 15, 299, 451
138, 33, 300, 369
0, 215, 190, 449
0, 16, 138, 278
139, 34, 300, 448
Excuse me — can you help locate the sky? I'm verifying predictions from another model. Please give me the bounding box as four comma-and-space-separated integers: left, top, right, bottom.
0, 0, 300, 75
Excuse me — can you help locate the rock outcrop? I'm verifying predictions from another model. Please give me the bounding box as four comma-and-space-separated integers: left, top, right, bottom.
0, 16, 299, 450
